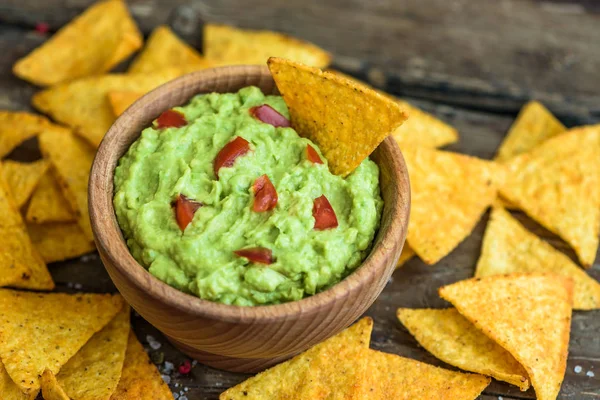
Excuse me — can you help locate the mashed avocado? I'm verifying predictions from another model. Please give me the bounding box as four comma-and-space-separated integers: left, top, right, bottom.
114, 86, 383, 306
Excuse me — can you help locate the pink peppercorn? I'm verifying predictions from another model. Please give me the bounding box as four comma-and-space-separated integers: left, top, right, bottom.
178, 360, 192, 375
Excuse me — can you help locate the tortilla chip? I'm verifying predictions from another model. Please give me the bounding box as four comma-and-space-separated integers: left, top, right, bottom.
396, 245, 415, 269
393, 100, 459, 149
1, 359, 35, 400
32, 69, 183, 147
220, 317, 373, 400
0, 289, 125, 395
108, 91, 143, 117
205, 24, 331, 68
25, 170, 77, 223
27, 223, 95, 263
495, 101, 566, 162
129, 25, 211, 74
110, 331, 173, 400
2, 159, 49, 208
402, 146, 498, 264
397, 308, 529, 390
477, 207, 600, 310
40, 370, 69, 400
439, 273, 573, 400
51, 306, 130, 400
499, 125, 600, 267
13, 0, 142, 86
0, 111, 54, 158
358, 349, 490, 399
38, 129, 97, 241
268, 58, 407, 176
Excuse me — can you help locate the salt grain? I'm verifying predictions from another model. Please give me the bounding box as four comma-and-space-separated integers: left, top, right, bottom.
574, 365, 582, 373
146, 335, 162, 350
163, 361, 175, 374
179, 396, 188, 400
587, 371, 595, 378
73, 283, 83, 290
173, 393, 179, 399
161, 374, 171, 384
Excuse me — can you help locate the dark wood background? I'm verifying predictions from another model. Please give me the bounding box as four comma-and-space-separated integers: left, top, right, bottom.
1, 0, 599, 399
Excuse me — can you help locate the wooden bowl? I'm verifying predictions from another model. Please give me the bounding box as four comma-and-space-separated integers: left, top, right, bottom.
89, 65, 410, 373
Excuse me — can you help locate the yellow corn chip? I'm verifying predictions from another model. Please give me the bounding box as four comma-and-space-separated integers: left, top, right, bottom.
41, 371, 69, 400
220, 317, 373, 400
32, 69, 183, 147
13, 0, 142, 86
440, 273, 573, 400
129, 25, 211, 74
396, 245, 415, 269
499, 125, 600, 267
50, 306, 130, 400
110, 331, 173, 400
108, 91, 143, 117
268, 58, 407, 176
477, 207, 600, 310
25, 170, 77, 223
39, 129, 97, 241
403, 146, 498, 264
27, 223, 95, 263
495, 101, 566, 162
393, 100, 459, 149
0, 111, 54, 158
205, 24, 331, 68
2, 159, 49, 208
1, 359, 35, 400
397, 308, 529, 390
358, 349, 490, 399
0, 289, 125, 396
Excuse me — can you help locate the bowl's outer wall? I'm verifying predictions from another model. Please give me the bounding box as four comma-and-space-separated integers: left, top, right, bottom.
90, 65, 410, 372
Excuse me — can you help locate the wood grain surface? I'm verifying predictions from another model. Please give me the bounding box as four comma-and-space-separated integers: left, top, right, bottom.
0, 0, 599, 398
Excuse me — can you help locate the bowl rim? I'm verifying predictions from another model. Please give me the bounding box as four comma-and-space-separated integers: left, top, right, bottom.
89, 65, 410, 324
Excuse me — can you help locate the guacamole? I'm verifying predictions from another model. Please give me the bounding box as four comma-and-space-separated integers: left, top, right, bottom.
114, 86, 383, 306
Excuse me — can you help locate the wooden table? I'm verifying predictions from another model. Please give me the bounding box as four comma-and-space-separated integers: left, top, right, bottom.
1, 1, 599, 398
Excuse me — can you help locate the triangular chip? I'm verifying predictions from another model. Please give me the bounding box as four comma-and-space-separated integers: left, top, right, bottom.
495, 101, 566, 162
396, 245, 415, 269
128, 25, 211, 74
40, 371, 69, 400
109, 331, 173, 400
49, 306, 130, 400
0, 289, 125, 395
397, 308, 529, 390
32, 69, 183, 147
268, 58, 407, 176
25, 170, 77, 223
357, 349, 490, 399
2, 159, 49, 208
393, 100, 459, 149
108, 91, 143, 117
403, 146, 498, 264
439, 273, 573, 400
220, 317, 373, 399
205, 24, 331, 68
39, 128, 97, 241
499, 125, 600, 267
27, 222, 95, 263
1, 359, 34, 400
477, 207, 600, 310
13, 0, 142, 86
0, 111, 53, 158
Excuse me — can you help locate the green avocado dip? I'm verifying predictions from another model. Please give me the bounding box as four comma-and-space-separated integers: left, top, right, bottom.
113, 86, 383, 306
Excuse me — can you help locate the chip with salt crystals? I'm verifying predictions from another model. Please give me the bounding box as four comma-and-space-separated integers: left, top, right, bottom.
268, 58, 407, 176
110, 331, 174, 400
396, 245, 416, 269
26, 170, 77, 224
13, 0, 142, 86
2, 159, 49, 208
499, 125, 600, 267
32, 69, 183, 147
1, 359, 34, 400
477, 207, 600, 310
402, 146, 498, 264
440, 273, 573, 400
205, 24, 331, 68
0, 111, 53, 158
129, 25, 212, 74
220, 317, 373, 400
0, 289, 125, 396
357, 349, 490, 399
39, 128, 97, 241
397, 308, 529, 390
42, 306, 130, 400
108, 91, 143, 117
495, 101, 566, 162
27, 222, 95, 263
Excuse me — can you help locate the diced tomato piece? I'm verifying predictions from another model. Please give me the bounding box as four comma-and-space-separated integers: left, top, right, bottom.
252, 174, 278, 212
312, 195, 338, 230
249, 105, 291, 128
234, 247, 274, 265
214, 136, 251, 177
174, 194, 202, 231
156, 110, 187, 129
306, 144, 323, 164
